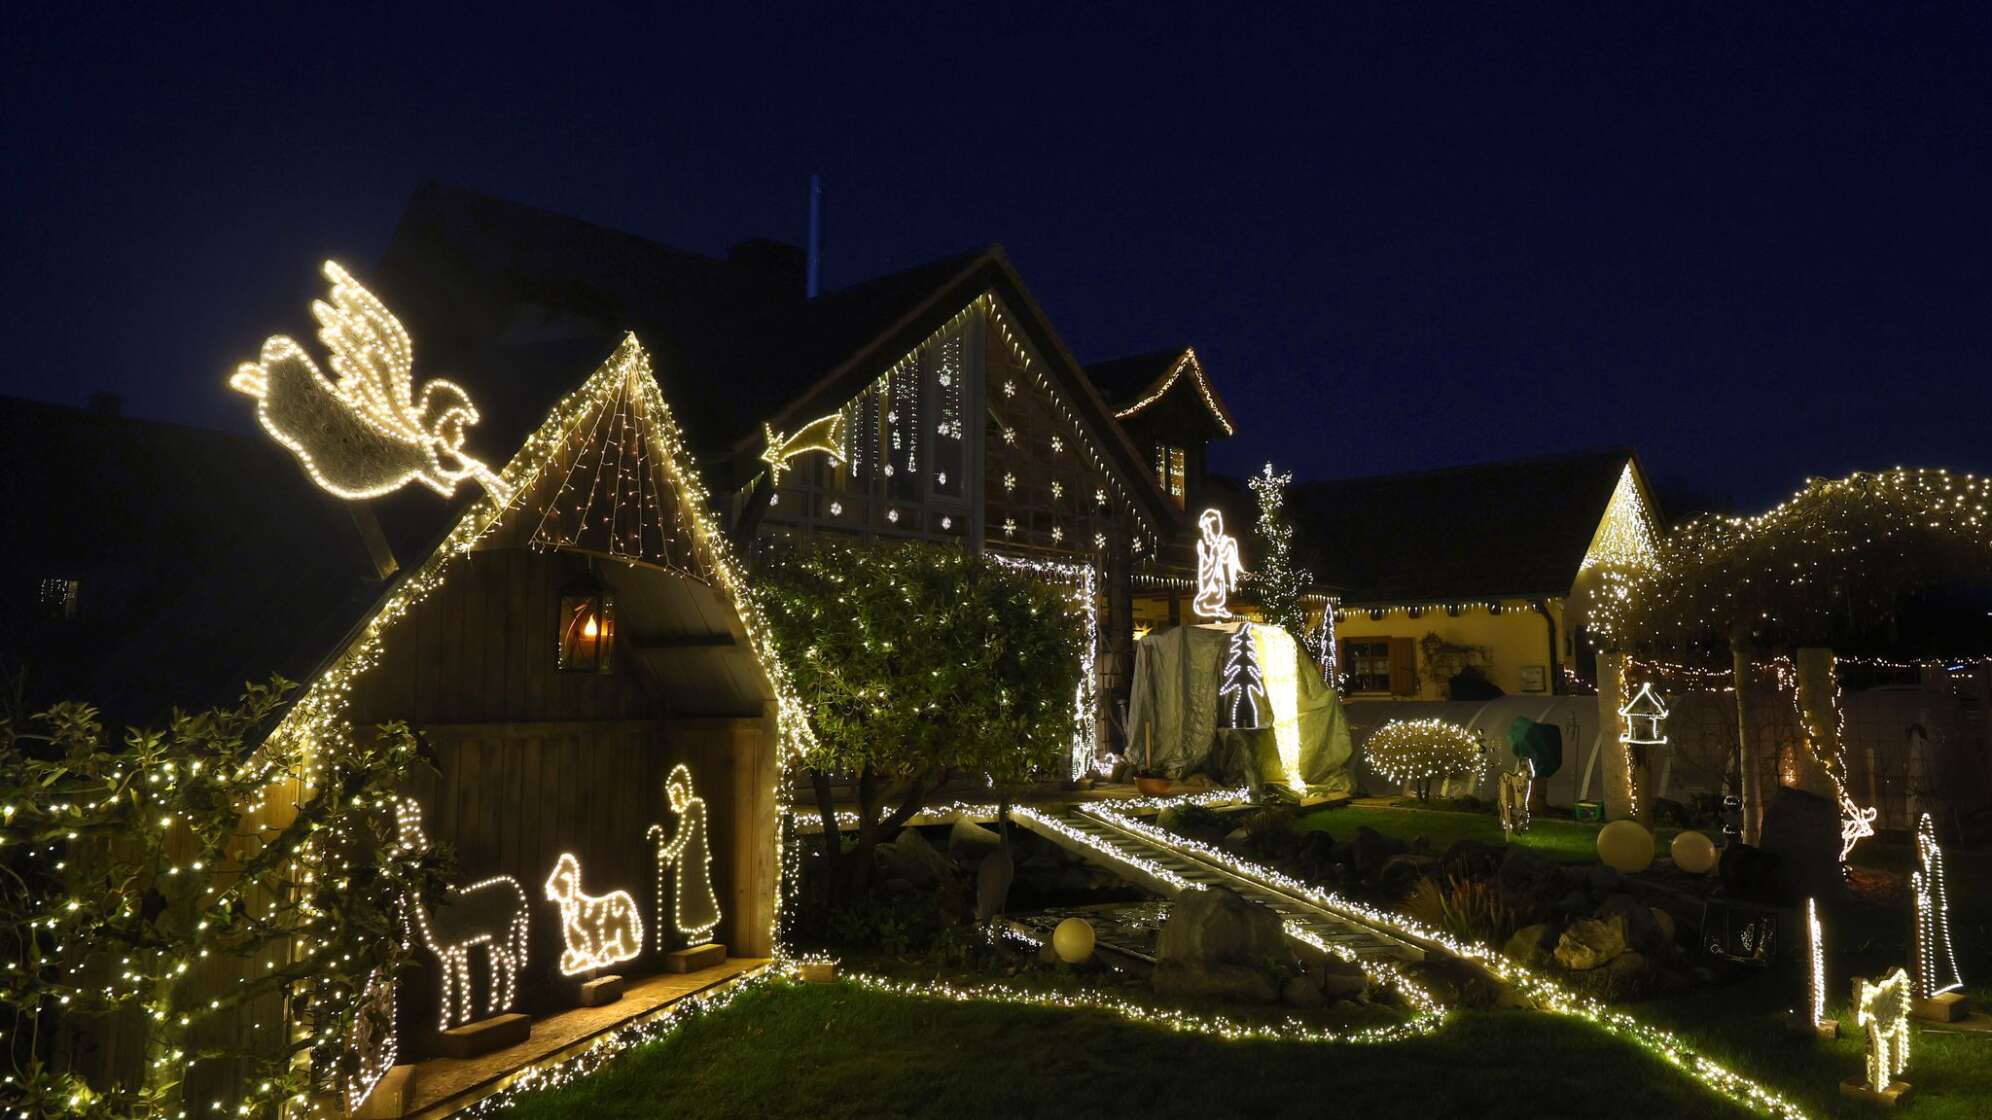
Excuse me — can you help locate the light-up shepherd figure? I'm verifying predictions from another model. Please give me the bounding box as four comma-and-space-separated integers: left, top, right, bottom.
648, 764, 721, 946
1193, 508, 1243, 619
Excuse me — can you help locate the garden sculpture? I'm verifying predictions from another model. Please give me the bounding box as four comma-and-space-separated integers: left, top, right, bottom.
648, 764, 722, 946
544, 852, 645, 975
395, 799, 530, 1028
1853, 968, 1912, 1091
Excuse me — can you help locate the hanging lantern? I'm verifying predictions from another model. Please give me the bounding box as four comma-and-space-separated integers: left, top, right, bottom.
558, 577, 616, 674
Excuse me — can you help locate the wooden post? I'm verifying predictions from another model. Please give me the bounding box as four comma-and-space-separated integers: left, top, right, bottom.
1732, 636, 1762, 846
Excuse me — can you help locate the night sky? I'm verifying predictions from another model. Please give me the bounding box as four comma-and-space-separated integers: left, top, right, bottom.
6, 4, 1987, 513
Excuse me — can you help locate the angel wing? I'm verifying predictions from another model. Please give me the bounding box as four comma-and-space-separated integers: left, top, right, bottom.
314, 261, 419, 438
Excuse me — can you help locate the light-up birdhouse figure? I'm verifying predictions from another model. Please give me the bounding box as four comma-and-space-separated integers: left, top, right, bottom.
558, 579, 616, 674
1618, 682, 1669, 747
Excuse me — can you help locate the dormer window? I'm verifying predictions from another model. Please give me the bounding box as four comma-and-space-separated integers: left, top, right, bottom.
39, 578, 79, 621
1153, 444, 1186, 508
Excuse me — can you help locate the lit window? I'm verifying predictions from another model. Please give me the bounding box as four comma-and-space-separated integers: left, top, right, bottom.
1153, 444, 1186, 508
1341, 638, 1391, 693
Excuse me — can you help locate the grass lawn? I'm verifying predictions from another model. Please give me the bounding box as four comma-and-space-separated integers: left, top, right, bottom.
1291, 800, 1621, 864
498, 980, 1759, 1120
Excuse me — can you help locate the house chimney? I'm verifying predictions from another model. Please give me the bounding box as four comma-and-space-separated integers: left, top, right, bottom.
87, 392, 122, 417
806, 174, 824, 299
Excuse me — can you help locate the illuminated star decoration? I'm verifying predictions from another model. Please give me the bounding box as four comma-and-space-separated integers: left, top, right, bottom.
229, 261, 513, 508
760, 411, 848, 484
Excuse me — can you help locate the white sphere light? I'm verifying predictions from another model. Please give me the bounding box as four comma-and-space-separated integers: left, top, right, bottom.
1597, 819, 1656, 873
1670, 830, 1718, 874
1052, 917, 1095, 963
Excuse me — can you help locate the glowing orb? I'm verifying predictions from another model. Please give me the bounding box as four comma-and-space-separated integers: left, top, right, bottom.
1052, 918, 1096, 964
1597, 819, 1656, 873
1670, 830, 1718, 874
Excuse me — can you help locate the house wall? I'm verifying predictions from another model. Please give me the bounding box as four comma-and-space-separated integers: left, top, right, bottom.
1334, 599, 1567, 700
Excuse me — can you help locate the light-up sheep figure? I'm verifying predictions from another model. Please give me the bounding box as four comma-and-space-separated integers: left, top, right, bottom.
395, 800, 529, 1029
648, 764, 722, 946
1911, 813, 1963, 1001
1852, 968, 1912, 1092
544, 853, 645, 975
1192, 508, 1243, 619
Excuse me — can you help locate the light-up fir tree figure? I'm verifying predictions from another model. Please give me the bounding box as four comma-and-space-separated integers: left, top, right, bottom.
1220, 623, 1263, 728
649, 764, 721, 947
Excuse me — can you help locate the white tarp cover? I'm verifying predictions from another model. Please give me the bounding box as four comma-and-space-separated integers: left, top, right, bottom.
1127, 622, 1354, 795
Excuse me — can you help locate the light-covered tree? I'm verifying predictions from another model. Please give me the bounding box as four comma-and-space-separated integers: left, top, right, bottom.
1366, 718, 1484, 802
758, 543, 1086, 904
1249, 463, 1314, 658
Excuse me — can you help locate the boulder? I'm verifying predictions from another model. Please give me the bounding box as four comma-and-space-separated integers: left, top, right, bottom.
1584, 866, 1625, 897
1152, 961, 1280, 1004
1282, 974, 1324, 1008
1503, 923, 1552, 967
1604, 949, 1652, 995
1649, 907, 1676, 945
1155, 887, 1293, 969
1309, 958, 1370, 999
1377, 853, 1439, 893
1597, 895, 1664, 955
1554, 915, 1628, 971
1350, 827, 1407, 881
975, 845, 1014, 921
948, 818, 1003, 865
874, 828, 953, 888
1439, 838, 1505, 881
1758, 788, 1847, 904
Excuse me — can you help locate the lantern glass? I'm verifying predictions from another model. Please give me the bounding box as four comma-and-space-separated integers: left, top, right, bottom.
558, 588, 616, 674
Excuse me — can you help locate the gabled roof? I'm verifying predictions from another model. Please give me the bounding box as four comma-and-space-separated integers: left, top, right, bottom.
1087, 347, 1237, 437
0, 396, 381, 723
373, 182, 1175, 534
1293, 448, 1650, 603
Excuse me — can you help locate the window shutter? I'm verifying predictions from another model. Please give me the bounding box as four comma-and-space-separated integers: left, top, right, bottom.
1388, 637, 1417, 696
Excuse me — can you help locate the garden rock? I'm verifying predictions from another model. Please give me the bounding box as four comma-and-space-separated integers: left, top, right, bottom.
1503, 923, 1552, 967
1377, 853, 1438, 892
1440, 838, 1505, 881
1597, 895, 1663, 955
1350, 827, 1407, 880
1155, 887, 1293, 971
875, 828, 953, 888
948, 818, 1003, 865
1282, 974, 1324, 1008
1604, 950, 1652, 995
975, 844, 1015, 921
1151, 961, 1280, 1004
1553, 915, 1627, 971
1312, 960, 1369, 1000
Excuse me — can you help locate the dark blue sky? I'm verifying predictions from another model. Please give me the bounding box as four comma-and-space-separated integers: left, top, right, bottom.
6, 3, 1987, 511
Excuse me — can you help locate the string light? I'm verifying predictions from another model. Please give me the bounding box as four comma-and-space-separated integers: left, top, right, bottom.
396, 800, 530, 1029
341, 970, 397, 1114
1852, 969, 1912, 1092
650, 764, 722, 947
990, 553, 1101, 779
1802, 898, 1829, 1033
1788, 653, 1876, 862
1219, 624, 1263, 728
1910, 813, 1962, 1000
545, 853, 645, 976
1579, 463, 1660, 571
228, 261, 511, 506
1109, 348, 1237, 437
1364, 719, 1483, 798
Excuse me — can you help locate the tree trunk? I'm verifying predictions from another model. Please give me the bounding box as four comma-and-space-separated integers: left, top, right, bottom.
1730, 635, 1762, 845
1597, 648, 1639, 821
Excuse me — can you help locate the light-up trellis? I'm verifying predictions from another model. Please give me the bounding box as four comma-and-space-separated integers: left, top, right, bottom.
229, 261, 512, 507
989, 552, 1101, 779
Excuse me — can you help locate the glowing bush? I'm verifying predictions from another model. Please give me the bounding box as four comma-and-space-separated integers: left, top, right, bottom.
1365, 718, 1484, 801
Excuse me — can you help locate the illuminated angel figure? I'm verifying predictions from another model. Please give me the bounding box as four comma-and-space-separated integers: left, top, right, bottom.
647, 764, 721, 946
1912, 813, 1963, 998
229, 260, 513, 507
1193, 508, 1243, 619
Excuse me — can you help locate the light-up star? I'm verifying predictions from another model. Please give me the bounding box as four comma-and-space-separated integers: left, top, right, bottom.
760, 412, 847, 484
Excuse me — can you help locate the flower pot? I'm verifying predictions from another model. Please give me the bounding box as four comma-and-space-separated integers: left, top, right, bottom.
1135, 776, 1174, 796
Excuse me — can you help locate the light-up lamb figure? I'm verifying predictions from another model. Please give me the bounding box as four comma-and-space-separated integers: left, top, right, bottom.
544, 853, 644, 976
648, 764, 722, 946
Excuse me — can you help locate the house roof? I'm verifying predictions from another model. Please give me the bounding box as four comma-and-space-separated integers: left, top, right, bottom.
1293, 448, 1647, 603
1086, 347, 1237, 437
0, 396, 383, 723
371, 182, 1174, 534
